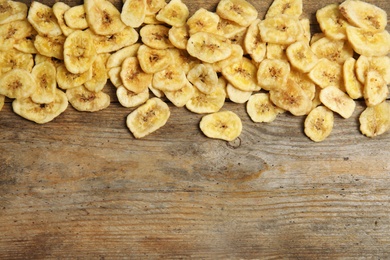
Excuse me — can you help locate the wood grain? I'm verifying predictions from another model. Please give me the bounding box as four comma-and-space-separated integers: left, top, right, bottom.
1, 0, 390, 259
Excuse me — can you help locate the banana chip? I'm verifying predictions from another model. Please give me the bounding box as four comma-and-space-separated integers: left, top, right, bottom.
319, 85, 356, 119
186, 87, 226, 114
64, 5, 89, 30
164, 80, 195, 108
222, 57, 259, 92
121, 57, 152, 94
257, 59, 290, 91
304, 105, 334, 142
106, 43, 141, 69
57, 64, 92, 90
152, 64, 187, 92
117, 86, 149, 108
187, 63, 218, 94
140, 24, 173, 49
286, 41, 319, 73
343, 57, 363, 99
155, 0, 189, 27
121, 0, 146, 28
265, 0, 302, 18
187, 8, 220, 35
199, 110, 242, 141
66, 85, 110, 112
34, 35, 65, 60
0, 69, 36, 99
84, 54, 107, 93
31, 61, 57, 104
168, 25, 189, 50
137, 44, 172, 74
216, 0, 257, 27
260, 14, 303, 45
316, 4, 350, 41
27, 1, 62, 37
0, 0, 27, 25
52, 2, 75, 37
364, 70, 389, 107
244, 19, 266, 63
310, 37, 353, 65
246, 93, 284, 123
346, 26, 390, 57
226, 83, 252, 104
0, 49, 34, 75
359, 101, 390, 138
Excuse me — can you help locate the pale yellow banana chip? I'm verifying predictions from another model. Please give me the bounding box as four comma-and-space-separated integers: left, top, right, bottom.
343, 57, 363, 99
164, 80, 195, 108
364, 70, 389, 107
121, 57, 152, 94
359, 101, 390, 138
0, 49, 34, 75
108, 67, 123, 88
121, 0, 146, 28
244, 19, 266, 63
34, 34, 65, 60
308, 59, 343, 90
266, 43, 288, 60
126, 97, 170, 138
84, 0, 126, 36
57, 64, 92, 90
88, 27, 139, 54
304, 105, 334, 142
0, 0, 27, 25
260, 14, 303, 45
106, 43, 141, 69
339, 0, 387, 32
66, 85, 110, 112
346, 26, 390, 57
84, 54, 107, 93
148, 83, 165, 98
299, 18, 311, 44
310, 32, 325, 45
12, 88, 68, 124
0, 20, 32, 51
265, 0, 302, 18
286, 40, 319, 73
64, 30, 96, 74
64, 5, 88, 30
31, 61, 57, 104
152, 64, 187, 92
143, 14, 163, 25
226, 83, 252, 104
187, 63, 218, 94
168, 25, 189, 50
289, 69, 316, 100
316, 3, 350, 41
168, 48, 199, 75
216, 0, 257, 27
246, 93, 284, 123
156, 0, 189, 27
137, 44, 172, 74
146, 0, 166, 15
257, 58, 290, 91
187, 31, 232, 64
355, 55, 390, 85
310, 37, 353, 64
186, 87, 226, 114
0, 69, 36, 99
52, 2, 75, 37
140, 24, 173, 49
210, 43, 243, 73
199, 110, 242, 141
116, 86, 149, 108
319, 85, 356, 119
13, 26, 37, 54
222, 57, 259, 92
27, 1, 62, 37
187, 8, 219, 36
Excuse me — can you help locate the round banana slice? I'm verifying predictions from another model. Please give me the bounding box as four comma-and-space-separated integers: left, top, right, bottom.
27, 1, 62, 37
343, 57, 363, 99
31, 61, 57, 104
266, 43, 288, 61
359, 101, 390, 138
140, 24, 173, 49
346, 26, 390, 57
226, 83, 252, 104
169, 48, 199, 75
126, 97, 170, 139
64, 30, 96, 74
244, 19, 266, 63
364, 70, 389, 107
310, 37, 353, 65
319, 85, 356, 119
106, 43, 140, 69
0, 49, 34, 75
316, 4, 350, 41
0, 20, 34, 51
257, 59, 290, 91
308, 59, 343, 90
57, 64, 93, 90
0, 69, 36, 99
186, 87, 226, 114
0, 0, 27, 25
66, 85, 110, 112
164, 80, 195, 108
120, 57, 152, 94
168, 26, 189, 50
304, 106, 334, 142
187, 8, 220, 35
246, 93, 284, 123
13, 26, 38, 54
265, 0, 302, 18
152, 64, 187, 92
88, 27, 139, 54
12, 88, 68, 124
137, 44, 172, 74
116, 86, 149, 108
355, 55, 390, 85
339, 0, 387, 32
187, 64, 218, 94
121, 0, 146, 28
216, 18, 246, 39
289, 69, 316, 101
260, 14, 303, 45
146, 0, 166, 15
155, 0, 189, 27
34, 35, 66, 60
222, 57, 259, 92
187, 32, 232, 64
64, 5, 88, 30
84, 55, 107, 93
286, 41, 319, 73
216, 0, 257, 27
199, 111, 242, 141
210, 43, 243, 73
52, 2, 75, 37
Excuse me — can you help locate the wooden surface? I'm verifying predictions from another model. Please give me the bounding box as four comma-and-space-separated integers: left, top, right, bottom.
1, 0, 390, 258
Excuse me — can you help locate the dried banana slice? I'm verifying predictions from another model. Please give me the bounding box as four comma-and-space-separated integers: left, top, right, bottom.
364, 70, 389, 107
146, 0, 166, 15
84, 0, 126, 36
226, 83, 252, 104
286, 40, 319, 73
0, 69, 36, 99
0, 0, 27, 25
257, 59, 290, 91
164, 80, 195, 108
222, 57, 259, 92
343, 57, 363, 99
187, 8, 220, 35
156, 0, 189, 27
27, 1, 62, 37
64, 5, 88, 30
116, 86, 149, 108
244, 19, 266, 63
355, 55, 390, 85
299, 18, 311, 44
269, 78, 312, 116
187, 32, 232, 63
346, 26, 390, 57
64, 30, 96, 74
186, 87, 226, 114
199, 111, 242, 141
168, 25, 189, 50
304, 105, 334, 142
152, 64, 187, 92
84, 54, 107, 93
266, 43, 288, 60
126, 97, 170, 139
121, 0, 146, 28
137, 44, 172, 74
88, 27, 139, 54
52, 2, 75, 37
187, 64, 218, 94
108, 67, 123, 88
319, 85, 356, 119
57, 64, 92, 90
0, 20, 35, 51
216, 18, 246, 39
339, 0, 387, 32
0, 49, 34, 75
66, 85, 110, 112
169, 48, 199, 74
106, 43, 140, 69
260, 14, 303, 45
210, 43, 243, 73
359, 101, 390, 138
12, 88, 68, 124
310, 37, 353, 65
316, 4, 350, 41
216, 0, 257, 27
247, 93, 284, 123
121, 57, 152, 94
140, 24, 173, 49
34, 35, 65, 60
289, 69, 316, 100
31, 61, 57, 104
308, 59, 343, 90
265, 0, 302, 18
13, 26, 37, 54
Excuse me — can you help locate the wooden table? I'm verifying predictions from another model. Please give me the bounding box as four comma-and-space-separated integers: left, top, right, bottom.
1, 0, 390, 258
